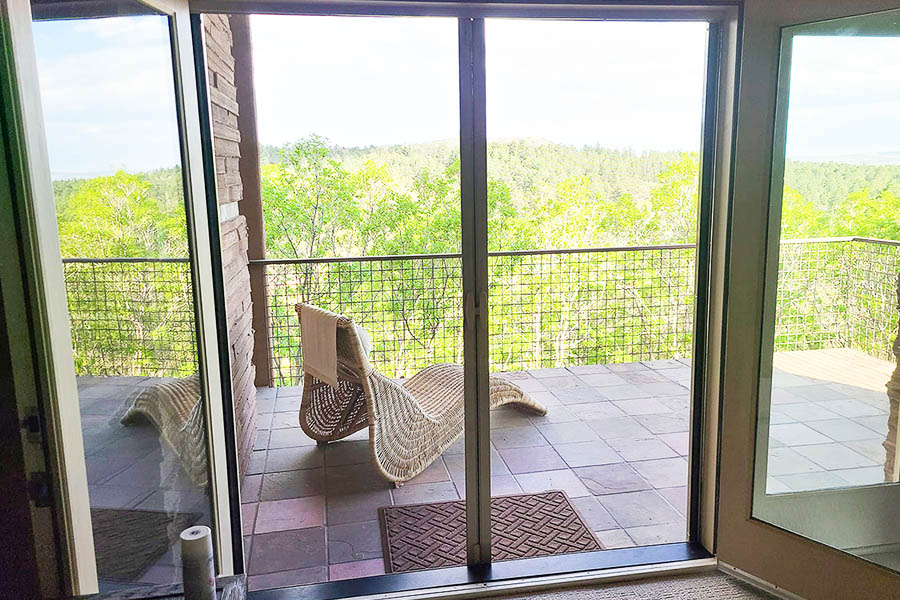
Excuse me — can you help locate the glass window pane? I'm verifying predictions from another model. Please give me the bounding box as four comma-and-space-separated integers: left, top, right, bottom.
245, 15, 463, 587
32, 5, 214, 590
485, 19, 709, 552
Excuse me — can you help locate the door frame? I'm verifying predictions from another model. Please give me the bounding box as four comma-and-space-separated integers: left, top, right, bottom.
0, 5, 67, 595
717, 1, 900, 598
190, 0, 739, 584
1, 0, 237, 593
158, 0, 237, 577
0, 1, 97, 593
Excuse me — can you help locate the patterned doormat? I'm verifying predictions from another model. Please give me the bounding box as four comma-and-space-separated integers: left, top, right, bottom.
91, 508, 199, 581
378, 490, 602, 573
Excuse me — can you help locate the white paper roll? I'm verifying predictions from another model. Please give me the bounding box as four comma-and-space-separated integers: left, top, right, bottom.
181, 525, 216, 600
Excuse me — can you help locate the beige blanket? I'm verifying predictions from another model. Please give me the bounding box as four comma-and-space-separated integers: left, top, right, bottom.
299, 303, 339, 387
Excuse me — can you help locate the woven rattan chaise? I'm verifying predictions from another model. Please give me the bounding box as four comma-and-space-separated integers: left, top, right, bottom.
120, 374, 208, 486
295, 303, 547, 483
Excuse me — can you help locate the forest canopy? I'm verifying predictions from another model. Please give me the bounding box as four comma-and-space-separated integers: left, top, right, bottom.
51, 137, 900, 378
53, 137, 900, 259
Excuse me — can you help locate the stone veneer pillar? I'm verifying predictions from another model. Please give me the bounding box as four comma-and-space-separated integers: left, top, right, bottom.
203, 14, 257, 478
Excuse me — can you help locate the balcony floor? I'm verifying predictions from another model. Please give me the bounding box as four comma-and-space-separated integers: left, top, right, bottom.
240, 348, 894, 591
74, 348, 893, 590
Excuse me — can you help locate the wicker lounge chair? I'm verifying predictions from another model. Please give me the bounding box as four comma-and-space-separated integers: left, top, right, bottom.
120, 374, 208, 487
295, 303, 547, 483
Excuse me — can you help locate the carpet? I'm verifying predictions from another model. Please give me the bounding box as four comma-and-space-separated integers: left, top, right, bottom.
91, 507, 200, 581
378, 490, 601, 573
497, 572, 777, 599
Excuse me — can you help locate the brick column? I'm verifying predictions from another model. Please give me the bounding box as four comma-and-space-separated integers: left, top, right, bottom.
203, 14, 257, 478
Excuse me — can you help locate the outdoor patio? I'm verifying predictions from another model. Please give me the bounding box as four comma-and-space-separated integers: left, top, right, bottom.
74, 346, 896, 592
237, 348, 893, 591
67, 236, 899, 591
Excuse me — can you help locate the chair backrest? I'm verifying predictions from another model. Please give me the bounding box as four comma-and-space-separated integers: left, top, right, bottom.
294, 303, 378, 439
295, 303, 373, 382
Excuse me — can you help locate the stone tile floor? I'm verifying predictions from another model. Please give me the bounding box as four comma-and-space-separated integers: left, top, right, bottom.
241, 351, 894, 591
75, 349, 893, 592
78, 376, 212, 592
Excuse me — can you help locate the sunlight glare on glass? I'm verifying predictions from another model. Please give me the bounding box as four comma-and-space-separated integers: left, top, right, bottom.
485, 20, 708, 152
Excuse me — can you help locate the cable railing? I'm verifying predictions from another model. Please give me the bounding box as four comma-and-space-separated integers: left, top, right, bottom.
60, 237, 900, 383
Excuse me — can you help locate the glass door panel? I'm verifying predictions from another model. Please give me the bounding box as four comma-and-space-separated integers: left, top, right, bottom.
753, 9, 900, 573
244, 14, 463, 588
484, 19, 708, 554
29, 1, 219, 591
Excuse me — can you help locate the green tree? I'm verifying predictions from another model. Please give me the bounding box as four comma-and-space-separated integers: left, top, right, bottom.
780, 186, 826, 239
56, 171, 186, 258
830, 187, 900, 240
646, 153, 699, 244
261, 135, 355, 259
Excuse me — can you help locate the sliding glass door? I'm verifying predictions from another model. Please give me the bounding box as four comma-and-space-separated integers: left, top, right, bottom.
5, 1, 735, 595
4, 0, 234, 594
214, 9, 723, 591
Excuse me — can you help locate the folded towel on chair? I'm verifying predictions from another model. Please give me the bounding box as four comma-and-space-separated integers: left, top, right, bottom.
299, 303, 340, 387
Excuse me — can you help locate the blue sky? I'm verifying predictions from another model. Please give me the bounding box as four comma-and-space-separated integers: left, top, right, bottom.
32, 15, 900, 177
33, 15, 182, 177
787, 35, 900, 160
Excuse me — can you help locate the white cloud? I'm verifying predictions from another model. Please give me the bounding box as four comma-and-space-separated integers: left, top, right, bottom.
786, 36, 900, 159
250, 15, 459, 148
71, 16, 169, 42
485, 20, 707, 151
33, 15, 181, 175
250, 16, 708, 152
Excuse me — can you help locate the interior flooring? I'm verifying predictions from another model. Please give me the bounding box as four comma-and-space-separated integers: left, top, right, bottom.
496, 571, 776, 599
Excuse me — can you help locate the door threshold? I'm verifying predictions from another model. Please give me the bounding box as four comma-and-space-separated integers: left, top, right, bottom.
719, 562, 805, 600
250, 542, 715, 600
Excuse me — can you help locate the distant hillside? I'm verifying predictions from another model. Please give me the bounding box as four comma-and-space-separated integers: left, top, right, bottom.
784, 160, 900, 210
261, 139, 687, 208
262, 140, 900, 212
52, 166, 184, 214
791, 151, 900, 166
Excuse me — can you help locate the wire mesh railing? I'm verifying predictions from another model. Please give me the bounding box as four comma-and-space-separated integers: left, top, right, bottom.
261, 254, 464, 385
62, 258, 197, 377
488, 245, 697, 372
774, 239, 852, 351
61, 237, 899, 382
773, 238, 900, 360
259, 246, 697, 384
846, 239, 900, 361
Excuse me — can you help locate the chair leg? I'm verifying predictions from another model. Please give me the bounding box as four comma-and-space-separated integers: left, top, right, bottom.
394, 481, 404, 488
